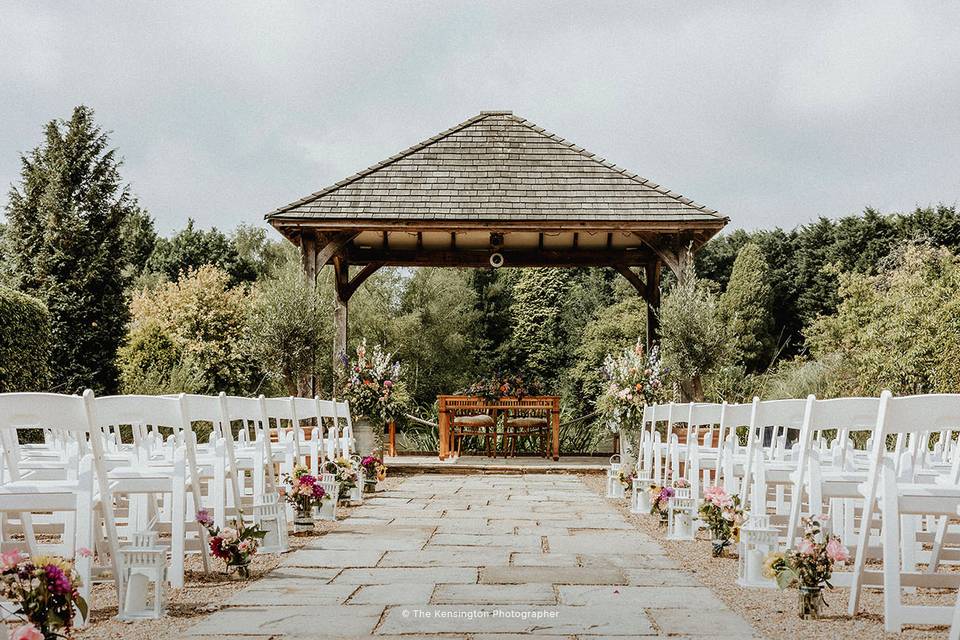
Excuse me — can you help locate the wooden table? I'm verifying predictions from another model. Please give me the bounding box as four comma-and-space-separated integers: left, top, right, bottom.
437, 395, 561, 461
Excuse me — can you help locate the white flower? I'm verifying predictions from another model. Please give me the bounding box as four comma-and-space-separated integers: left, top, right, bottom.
221, 527, 239, 543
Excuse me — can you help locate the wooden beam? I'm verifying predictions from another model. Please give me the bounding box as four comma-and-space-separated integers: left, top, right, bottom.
633, 231, 694, 282
299, 231, 317, 284
645, 260, 662, 350
341, 262, 383, 300
613, 265, 648, 303
269, 218, 727, 233
342, 246, 654, 268
317, 231, 360, 268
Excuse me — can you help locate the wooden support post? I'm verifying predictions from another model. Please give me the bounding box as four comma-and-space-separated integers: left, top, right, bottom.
645, 260, 662, 350
332, 256, 350, 389
388, 420, 396, 457
299, 232, 318, 397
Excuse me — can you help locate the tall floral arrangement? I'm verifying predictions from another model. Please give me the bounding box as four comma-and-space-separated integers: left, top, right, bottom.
339, 339, 408, 425
0, 550, 88, 640
597, 340, 666, 434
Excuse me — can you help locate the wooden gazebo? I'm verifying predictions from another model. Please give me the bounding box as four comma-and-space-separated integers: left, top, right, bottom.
266, 111, 728, 365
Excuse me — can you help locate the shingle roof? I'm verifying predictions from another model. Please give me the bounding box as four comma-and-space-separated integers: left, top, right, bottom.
266, 111, 727, 225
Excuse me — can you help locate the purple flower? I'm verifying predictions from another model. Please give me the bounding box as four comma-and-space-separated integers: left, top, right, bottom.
44, 564, 72, 595
196, 509, 213, 526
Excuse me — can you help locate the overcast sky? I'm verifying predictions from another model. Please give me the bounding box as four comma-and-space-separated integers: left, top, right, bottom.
1, 1, 958, 236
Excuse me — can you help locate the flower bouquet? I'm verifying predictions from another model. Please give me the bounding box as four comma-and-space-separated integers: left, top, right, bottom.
699, 486, 744, 557
324, 458, 359, 503
763, 517, 849, 619
358, 455, 387, 493
339, 340, 408, 426
0, 549, 88, 640
282, 466, 330, 532
196, 510, 266, 578
649, 484, 674, 523
617, 468, 635, 490
460, 374, 544, 402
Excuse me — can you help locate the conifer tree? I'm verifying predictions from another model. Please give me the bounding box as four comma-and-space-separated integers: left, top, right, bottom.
5, 106, 135, 393
719, 243, 775, 370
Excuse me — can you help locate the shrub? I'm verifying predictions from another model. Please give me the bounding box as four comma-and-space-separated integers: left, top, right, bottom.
0, 287, 51, 392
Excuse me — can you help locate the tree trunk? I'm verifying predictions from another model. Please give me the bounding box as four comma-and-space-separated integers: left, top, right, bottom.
679, 375, 705, 402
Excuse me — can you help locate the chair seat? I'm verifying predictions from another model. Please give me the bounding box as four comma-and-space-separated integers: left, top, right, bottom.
453, 414, 495, 428
504, 417, 548, 430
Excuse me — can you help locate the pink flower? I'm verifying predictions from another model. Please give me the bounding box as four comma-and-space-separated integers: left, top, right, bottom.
796, 539, 816, 556
11, 623, 43, 640
196, 509, 213, 527
77, 547, 93, 558
1, 549, 24, 570
826, 538, 850, 563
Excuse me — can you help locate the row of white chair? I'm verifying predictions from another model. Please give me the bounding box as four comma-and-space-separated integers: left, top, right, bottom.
0, 390, 361, 621
620, 392, 960, 634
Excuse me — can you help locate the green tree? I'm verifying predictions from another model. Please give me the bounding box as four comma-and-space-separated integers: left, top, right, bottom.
246, 257, 332, 395
118, 265, 256, 394
232, 224, 291, 279
507, 268, 572, 388
120, 203, 158, 280
5, 105, 134, 393
807, 245, 960, 396
659, 261, 731, 401
146, 218, 256, 285
719, 243, 775, 370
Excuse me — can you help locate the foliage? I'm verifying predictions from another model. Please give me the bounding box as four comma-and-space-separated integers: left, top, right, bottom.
468, 268, 517, 374
807, 245, 960, 396
0, 287, 51, 392
648, 484, 674, 516
5, 105, 134, 393
146, 218, 257, 285
323, 457, 359, 500
718, 243, 775, 370
507, 268, 572, 386
281, 465, 329, 516
597, 340, 666, 434
338, 340, 408, 424
119, 204, 158, 280
246, 257, 331, 395
659, 260, 732, 401
0, 550, 88, 639
764, 517, 848, 590
118, 266, 255, 394
195, 510, 265, 578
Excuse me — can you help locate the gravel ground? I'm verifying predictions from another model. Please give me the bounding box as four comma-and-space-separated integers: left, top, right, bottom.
581, 474, 953, 640
1, 476, 404, 640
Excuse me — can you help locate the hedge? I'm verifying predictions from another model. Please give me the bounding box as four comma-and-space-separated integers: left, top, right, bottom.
0, 287, 51, 392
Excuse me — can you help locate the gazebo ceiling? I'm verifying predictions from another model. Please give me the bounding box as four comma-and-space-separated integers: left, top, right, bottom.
266, 110, 728, 267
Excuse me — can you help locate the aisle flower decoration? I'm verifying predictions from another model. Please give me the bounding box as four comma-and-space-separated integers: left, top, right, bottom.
649, 484, 674, 519
282, 466, 329, 518
763, 516, 849, 619
597, 340, 666, 434
617, 468, 635, 490
358, 454, 388, 490
0, 550, 88, 640
698, 485, 744, 556
324, 458, 359, 501
339, 339, 409, 427
196, 510, 266, 578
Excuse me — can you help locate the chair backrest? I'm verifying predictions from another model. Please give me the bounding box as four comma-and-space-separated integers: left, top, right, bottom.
877, 392, 960, 480
222, 395, 264, 442
687, 403, 723, 444
0, 391, 103, 481
94, 394, 186, 432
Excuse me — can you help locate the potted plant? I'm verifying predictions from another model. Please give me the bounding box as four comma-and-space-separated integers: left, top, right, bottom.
325, 458, 359, 504
597, 340, 666, 469
282, 465, 330, 532
0, 550, 88, 640
196, 510, 266, 578
764, 516, 850, 619
339, 340, 408, 456
699, 485, 744, 557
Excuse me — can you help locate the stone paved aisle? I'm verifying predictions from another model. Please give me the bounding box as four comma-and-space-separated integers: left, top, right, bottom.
189, 474, 760, 638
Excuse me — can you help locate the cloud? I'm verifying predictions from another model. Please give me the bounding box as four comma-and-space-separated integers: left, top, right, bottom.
0, 1, 957, 235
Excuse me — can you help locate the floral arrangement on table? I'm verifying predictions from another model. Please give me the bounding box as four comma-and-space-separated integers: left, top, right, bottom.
282, 465, 329, 518
460, 373, 545, 402
648, 484, 674, 518
338, 339, 409, 428
597, 340, 666, 435
699, 485, 744, 557
196, 509, 266, 578
324, 457, 359, 501
0, 549, 88, 640
763, 516, 850, 619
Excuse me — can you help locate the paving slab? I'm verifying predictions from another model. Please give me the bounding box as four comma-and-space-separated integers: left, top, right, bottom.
333, 567, 479, 584
646, 608, 760, 636
432, 583, 557, 605
480, 566, 627, 585
557, 585, 727, 609
226, 581, 356, 606
379, 549, 510, 567
346, 583, 435, 605
187, 604, 383, 636
280, 549, 384, 567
